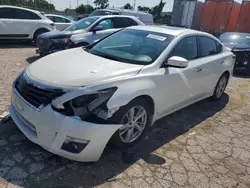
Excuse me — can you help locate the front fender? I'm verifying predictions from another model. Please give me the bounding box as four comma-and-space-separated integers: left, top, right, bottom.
70, 33, 94, 45
106, 78, 157, 111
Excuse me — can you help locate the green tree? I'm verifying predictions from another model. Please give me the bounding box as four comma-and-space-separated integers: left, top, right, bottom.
75, 4, 86, 14
138, 6, 151, 12
123, 3, 133, 10
0, 0, 56, 10
85, 4, 94, 14
151, 0, 166, 21
94, 0, 109, 9
75, 4, 94, 14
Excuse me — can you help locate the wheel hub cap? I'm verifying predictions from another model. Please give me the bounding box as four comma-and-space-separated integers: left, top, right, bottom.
216, 77, 227, 98
119, 106, 147, 143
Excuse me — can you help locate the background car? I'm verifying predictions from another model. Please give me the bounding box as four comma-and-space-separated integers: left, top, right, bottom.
45, 14, 73, 31
219, 32, 250, 76
9, 26, 235, 162
36, 15, 144, 57
0, 5, 55, 43
89, 8, 154, 25
74, 14, 89, 21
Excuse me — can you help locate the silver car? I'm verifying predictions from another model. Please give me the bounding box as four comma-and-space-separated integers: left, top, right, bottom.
36, 15, 144, 56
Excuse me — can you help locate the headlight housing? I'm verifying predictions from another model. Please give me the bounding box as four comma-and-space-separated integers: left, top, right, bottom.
52, 87, 117, 120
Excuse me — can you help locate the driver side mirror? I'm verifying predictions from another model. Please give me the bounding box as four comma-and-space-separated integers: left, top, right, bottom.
92, 25, 103, 32
165, 56, 188, 68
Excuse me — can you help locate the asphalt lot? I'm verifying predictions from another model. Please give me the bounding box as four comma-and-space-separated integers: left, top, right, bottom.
1, 43, 250, 188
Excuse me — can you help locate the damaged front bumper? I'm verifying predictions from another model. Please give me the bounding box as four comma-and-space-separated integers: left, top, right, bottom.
9, 89, 122, 162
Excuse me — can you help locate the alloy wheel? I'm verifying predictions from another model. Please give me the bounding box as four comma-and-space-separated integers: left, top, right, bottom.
216, 77, 227, 98
119, 106, 147, 143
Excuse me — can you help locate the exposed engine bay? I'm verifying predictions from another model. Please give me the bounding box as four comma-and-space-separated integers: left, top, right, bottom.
233, 50, 250, 76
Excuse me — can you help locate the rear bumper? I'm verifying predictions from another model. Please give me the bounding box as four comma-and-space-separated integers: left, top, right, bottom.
9, 89, 122, 162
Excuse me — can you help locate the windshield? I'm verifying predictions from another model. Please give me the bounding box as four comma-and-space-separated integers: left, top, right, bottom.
64, 16, 99, 31
90, 10, 114, 16
219, 33, 250, 47
88, 29, 174, 65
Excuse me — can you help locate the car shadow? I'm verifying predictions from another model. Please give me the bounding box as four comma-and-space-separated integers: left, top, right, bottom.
26, 56, 40, 64
233, 74, 250, 79
0, 40, 35, 49
0, 94, 229, 188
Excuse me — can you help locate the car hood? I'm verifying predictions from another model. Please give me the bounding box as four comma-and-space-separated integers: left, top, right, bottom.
223, 42, 250, 51
39, 30, 87, 39
27, 48, 144, 87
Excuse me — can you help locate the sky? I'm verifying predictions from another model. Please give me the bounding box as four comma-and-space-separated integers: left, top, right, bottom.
51, 0, 175, 12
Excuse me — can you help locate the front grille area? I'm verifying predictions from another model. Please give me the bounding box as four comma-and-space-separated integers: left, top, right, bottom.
15, 74, 65, 108
37, 38, 52, 49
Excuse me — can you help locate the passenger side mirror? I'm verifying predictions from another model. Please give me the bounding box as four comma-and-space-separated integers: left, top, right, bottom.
166, 56, 188, 68
92, 25, 103, 32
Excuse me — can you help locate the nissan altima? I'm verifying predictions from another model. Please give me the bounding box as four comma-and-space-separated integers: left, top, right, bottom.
9, 26, 235, 162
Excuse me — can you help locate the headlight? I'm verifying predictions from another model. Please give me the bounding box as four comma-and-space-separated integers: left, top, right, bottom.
52, 87, 117, 119
51, 38, 70, 44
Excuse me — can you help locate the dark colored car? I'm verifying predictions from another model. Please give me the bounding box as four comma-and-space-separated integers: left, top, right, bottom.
219, 32, 250, 76
74, 14, 89, 21
36, 15, 144, 57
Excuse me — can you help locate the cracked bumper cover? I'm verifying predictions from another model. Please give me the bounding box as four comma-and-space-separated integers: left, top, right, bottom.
9, 89, 122, 162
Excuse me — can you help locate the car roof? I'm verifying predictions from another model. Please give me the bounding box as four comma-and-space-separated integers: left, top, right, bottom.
97, 8, 152, 15
91, 15, 141, 19
0, 5, 40, 14
127, 25, 203, 36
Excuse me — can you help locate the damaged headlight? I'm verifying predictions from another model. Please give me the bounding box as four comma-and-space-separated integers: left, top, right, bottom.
52, 87, 117, 120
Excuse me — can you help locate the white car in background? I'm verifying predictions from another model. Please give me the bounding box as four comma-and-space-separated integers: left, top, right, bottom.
0, 5, 55, 43
89, 8, 154, 25
9, 26, 235, 162
45, 14, 73, 31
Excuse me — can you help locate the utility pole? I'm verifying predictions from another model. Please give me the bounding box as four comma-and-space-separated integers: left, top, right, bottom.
69, 0, 71, 9
77, 0, 79, 7
133, 0, 136, 10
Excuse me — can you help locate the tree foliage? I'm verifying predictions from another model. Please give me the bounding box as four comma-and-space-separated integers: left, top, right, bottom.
138, 0, 167, 23
0, 0, 55, 10
138, 6, 151, 12
94, 0, 109, 9
123, 3, 133, 10
75, 4, 94, 14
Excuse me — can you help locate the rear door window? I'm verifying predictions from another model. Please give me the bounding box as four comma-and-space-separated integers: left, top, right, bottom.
96, 19, 114, 30
113, 17, 138, 28
215, 41, 223, 53
169, 37, 198, 61
46, 16, 54, 21
14, 9, 41, 20
199, 36, 218, 57
54, 16, 68, 23
0, 8, 14, 19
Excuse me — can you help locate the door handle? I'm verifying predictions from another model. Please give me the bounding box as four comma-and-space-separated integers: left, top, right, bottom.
195, 67, 203, 72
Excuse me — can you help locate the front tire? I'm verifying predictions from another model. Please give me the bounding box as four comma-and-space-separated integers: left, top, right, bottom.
211, 73, 229, 100
33, 29, 48, 45
108, 98, 152, 148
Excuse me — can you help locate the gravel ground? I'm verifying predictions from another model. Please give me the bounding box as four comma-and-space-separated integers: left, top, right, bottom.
1, 44, 250, 188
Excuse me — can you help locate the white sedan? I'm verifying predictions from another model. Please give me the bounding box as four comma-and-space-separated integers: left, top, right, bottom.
9, 26, 235, 162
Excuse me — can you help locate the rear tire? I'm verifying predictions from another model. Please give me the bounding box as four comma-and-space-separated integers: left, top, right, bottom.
108, 98, 152, 148
211, 73, 229, 101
